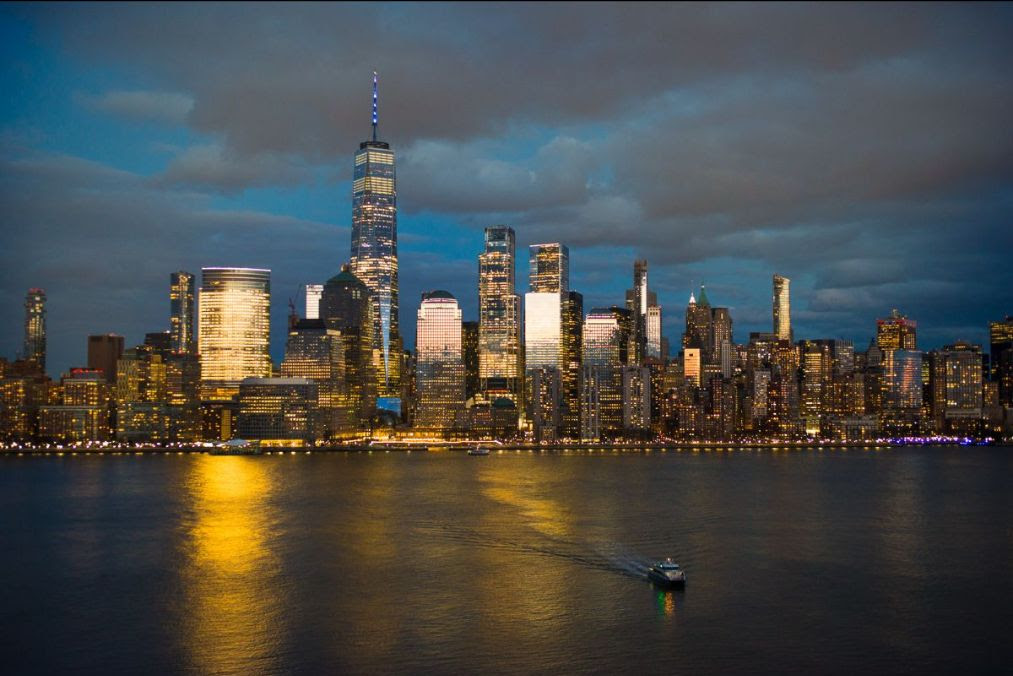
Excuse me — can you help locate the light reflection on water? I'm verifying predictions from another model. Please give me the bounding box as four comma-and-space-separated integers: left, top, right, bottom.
181, 456, 284, 674
0, 447, 1010, 674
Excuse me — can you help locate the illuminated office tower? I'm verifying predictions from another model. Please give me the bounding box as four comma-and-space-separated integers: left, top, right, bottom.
711, 307, 732, 365
305, 284, 323, 320
772, 275, 791, 341
88, 334, 124, 384
881, 349, 922, 433
462, 321, 480, 402
282, 319, 358, 438
988, 316, 1013, 406
320, 264, 376, 423
683, 348, 701, 387
560, 291, 583, 438
170, 271, 196, 354
529, 243, 569, 293
237, 378, 318, 442
646, 305, 663, 360
934, 342, 983, 434
683, 287, 712, 360
415, 291, 465, 433
24, 288, 46, 372
631, 260, 648, 365
350, 73, 401, 408
198, 268, 272, 401
581, 307, 632, 439
478, 226, 521, 403
800, 340, 833, 434
876, 309, 917, 351
116, 345, 168, 442
525, 243, 569, 369
524, 243, 577, 438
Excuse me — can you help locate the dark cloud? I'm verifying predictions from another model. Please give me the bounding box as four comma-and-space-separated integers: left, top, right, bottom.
3, 3, 1012, 373
76, 89, 194, 125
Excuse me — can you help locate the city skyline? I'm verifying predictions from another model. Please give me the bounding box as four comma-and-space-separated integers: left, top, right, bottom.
2, 4, 1012, 379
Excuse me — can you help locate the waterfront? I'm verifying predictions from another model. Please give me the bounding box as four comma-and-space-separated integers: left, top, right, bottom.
1, 446, 1010, 674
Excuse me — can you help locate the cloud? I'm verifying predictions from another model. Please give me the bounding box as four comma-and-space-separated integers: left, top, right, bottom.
4, 3, 1013, 368
78, 89, 194, 125
155, 142, 309, 193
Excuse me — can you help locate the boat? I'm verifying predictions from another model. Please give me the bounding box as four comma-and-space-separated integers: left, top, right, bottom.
468, 446, 491, 456
209, 439, 262, 456
647, 559, 686, 587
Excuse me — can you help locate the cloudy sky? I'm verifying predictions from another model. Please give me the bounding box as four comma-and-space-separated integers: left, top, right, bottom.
2, 3, 1011, 377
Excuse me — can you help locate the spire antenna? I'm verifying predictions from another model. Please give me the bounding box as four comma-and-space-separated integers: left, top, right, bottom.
371, 71, 379, 142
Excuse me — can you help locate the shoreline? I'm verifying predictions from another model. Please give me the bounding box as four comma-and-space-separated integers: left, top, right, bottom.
1, 439, 1007, 455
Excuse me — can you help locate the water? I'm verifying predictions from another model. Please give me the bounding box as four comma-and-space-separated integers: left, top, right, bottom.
1, 446, 1010, 674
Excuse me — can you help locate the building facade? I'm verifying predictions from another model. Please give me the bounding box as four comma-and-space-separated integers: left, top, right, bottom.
24, 288, 46, 373
350, 73, 402, 408
415, 291, 465, 434
478, 225, 521, 404
170, 271, 196, 355
198, 267, 272, 401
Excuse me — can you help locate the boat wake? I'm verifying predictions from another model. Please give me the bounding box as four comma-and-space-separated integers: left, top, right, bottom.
415, 523, 665, 582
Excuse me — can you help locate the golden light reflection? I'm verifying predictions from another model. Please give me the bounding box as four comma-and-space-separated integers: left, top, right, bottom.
182, 456, 283, 673
479, 465, 570, 538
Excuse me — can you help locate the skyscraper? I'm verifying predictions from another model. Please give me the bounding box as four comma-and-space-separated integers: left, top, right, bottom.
631, 260, 648, 365
282, 319, 360, 438
529, 243, 569, 293
88, 334, 124, 384
581, 306, 632, 439
525, 244, 569, 370
350, 72, 401, 410
478, 226, 521, 403
304, 284, 323, 320
170, 271, 196, 354
683, 287, 712, 360
646, 305, 664, 360
198, 268, 272, 401
415, 291, 465, 433
23, 288, 46, 372
990, 316, 1013, 406
462, 321, 480, 402
877, 310, 917, 351
320, 264, 376, 422
773, 274, 791, 341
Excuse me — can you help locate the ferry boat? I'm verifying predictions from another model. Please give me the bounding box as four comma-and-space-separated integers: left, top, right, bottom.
647, 559, 686, 587
209, 439, 262, 456
468, 446, 491, 456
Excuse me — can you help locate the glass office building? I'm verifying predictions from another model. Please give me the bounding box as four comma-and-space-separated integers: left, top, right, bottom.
198, 268, 272, 400
170, 271, 196, 355
350, 73, 401, 408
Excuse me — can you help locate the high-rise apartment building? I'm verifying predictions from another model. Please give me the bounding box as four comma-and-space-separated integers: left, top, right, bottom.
87, 334, 124, 384
478, 226, 521, 403
170, 271, 196, 354
772, 275, 791, 342
198, 268, 272, 401
415, 291, 465, 433
24, 288, 46, 372
350, 73, 401, 408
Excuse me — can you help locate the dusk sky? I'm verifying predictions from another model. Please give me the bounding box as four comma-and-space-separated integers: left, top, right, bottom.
2, 3, 1011, 377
